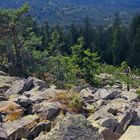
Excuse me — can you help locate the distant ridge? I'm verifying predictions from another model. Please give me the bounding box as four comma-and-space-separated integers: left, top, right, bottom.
0, 0, 140, 25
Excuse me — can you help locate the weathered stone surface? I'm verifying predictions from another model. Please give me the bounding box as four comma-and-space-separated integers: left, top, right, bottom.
88, 108, 114, 121
100, 117, 118, 131
80, 88, 94, 98
106, 98, 130, 113
0, 125, 8, 140
120, 91, 138, 102
88, 108, 117, 130
36, 101, 61, 120
29, 77, 49, 91
17, 95, 32, 107
93, 88, 121, 100
3, 115, 39, 139
43, 86, 67, 99
5, 78, 33, 97
0, 75, 18, 95
115, 109, 137, 134
36, 115, 103, 140
119, 125, 140, 140
28, 121, 51, 140
99, 127, 120, 140
24, 90, 45, 103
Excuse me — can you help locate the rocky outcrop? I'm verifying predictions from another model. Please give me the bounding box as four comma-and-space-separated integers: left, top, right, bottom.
93, 88, 121, 101
5, 78, 33, 97
35, 101, 61, 120
0, 71, 140, 140
35, 115, 104, 140
3, 115, 40, 139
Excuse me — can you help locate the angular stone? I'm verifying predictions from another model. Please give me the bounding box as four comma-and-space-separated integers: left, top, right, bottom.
88, 108, 114, 121
43, 87, 67, 99
100, 117, 118, 131
5, 78, 33, 97
115, 109, 136, 134
36, 101, 61, 120
29, 77, 49, 91
3, 115, 39, 139
0, 75, 18, 95
99, 127, 120, 140
93, 88, 121, 101
24, 90, 45, 103
17, 95, 32, 107
0, 125, 8, 140
120, 91, 138, 102
106, 98, 130, 113
119, 125, 140, 140
28, 121, 51, 140
37, 115, 104, 140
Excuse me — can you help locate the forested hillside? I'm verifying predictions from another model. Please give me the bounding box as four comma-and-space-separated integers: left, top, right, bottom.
0, 0, 140, 25
0, 4, 140, 86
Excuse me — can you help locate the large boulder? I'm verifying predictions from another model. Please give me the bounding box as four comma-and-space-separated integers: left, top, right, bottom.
35, 115, 103, 140
35, 101, 61, 120
28, 121, 51, 140
87, 108, 117, 130
120, 91, 138, 102
80, 88, 95, 98
106, 98, 130, 113
0, 75, 18, 95
115, 109, 137, 134
16, 95, 32, 107
119, 125, 140, 140
29, 77, 49, 91
100, 117, 118, 131
24, 90, 46, 103
5, 78, 33, 97
42, 86, 67, 99
3, 115, 40, 139
93, 88, 121, 101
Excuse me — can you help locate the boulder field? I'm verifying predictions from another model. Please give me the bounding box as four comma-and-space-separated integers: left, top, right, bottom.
0, 71, 140, 140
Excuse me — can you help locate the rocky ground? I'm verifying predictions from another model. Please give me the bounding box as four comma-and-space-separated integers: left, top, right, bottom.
0, 71, 140, 140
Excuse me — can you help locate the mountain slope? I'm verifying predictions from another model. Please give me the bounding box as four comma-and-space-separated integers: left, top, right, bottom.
0, 0, 140, 25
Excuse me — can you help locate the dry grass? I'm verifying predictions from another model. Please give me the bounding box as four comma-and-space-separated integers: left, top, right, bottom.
0, 102, 24, 122
5, 109, 24, 122
53, 92, 84, 113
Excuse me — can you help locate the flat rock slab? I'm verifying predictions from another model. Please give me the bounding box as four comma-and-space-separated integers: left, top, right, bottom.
36, 115, 104, 140
3, 115, 39, 139
119, 125, 140, 140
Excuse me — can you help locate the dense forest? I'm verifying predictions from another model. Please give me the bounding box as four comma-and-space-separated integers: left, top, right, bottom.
1, 0, 140, 25
0, 4, 140, 87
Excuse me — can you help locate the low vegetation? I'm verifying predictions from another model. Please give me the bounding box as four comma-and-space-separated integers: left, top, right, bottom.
53, 92, 84, 113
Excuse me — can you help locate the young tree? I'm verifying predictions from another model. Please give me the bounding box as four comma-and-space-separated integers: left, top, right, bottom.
71, 37, 100, 84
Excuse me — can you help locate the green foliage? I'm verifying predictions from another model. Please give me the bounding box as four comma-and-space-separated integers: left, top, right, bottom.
0, 4, 140, 88
136, 88, 140, 99
71, 37, 100, 85
68, 93, 83, 113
